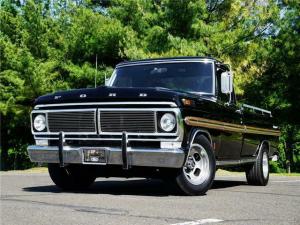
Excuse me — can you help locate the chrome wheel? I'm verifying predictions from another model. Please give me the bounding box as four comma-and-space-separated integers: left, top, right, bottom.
183, 144, 210, 185
262, 152, 269, 179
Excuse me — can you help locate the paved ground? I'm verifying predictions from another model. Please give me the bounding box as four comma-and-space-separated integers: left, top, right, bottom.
1, 172, 300, 225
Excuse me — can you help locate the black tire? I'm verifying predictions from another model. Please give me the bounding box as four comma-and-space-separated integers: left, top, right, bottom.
48, 164, 96, 191
175, 135, 216, 195
246, 145, 269, 186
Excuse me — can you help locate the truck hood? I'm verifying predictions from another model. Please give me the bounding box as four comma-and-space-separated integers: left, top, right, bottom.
34, 86, 214, 107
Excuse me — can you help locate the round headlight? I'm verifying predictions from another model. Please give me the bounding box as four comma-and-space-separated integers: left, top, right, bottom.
33, 114, 46, 131
160, 113, 176, 132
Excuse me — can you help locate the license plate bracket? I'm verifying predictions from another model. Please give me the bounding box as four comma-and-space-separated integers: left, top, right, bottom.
83, 148, 107, 163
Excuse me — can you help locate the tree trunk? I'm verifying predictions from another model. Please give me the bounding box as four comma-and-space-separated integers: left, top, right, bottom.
0, 113, 9, 171
285, 127, 295, 174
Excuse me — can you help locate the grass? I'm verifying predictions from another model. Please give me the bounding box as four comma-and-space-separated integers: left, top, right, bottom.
270, 172, 300, 176
0, 167, 48, 174
216, 169, 244, 176
217, 169, 300, 176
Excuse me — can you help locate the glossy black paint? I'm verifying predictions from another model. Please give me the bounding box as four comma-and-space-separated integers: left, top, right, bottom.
181, 98, 277, 160
33, 57, 278, 162
35, 86, 194, 107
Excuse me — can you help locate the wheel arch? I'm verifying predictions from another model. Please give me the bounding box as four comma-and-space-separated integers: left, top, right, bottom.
189, 128, 213, 147
185, 128, 213, 163
256, 140, 270, 156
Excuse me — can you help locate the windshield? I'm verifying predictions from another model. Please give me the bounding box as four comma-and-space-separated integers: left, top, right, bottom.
110, 62, 214, 94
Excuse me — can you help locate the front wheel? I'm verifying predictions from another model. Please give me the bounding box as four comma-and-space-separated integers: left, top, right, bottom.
48, 164, 96, 191
246, 145, 269, 186
175, 135, 216, 195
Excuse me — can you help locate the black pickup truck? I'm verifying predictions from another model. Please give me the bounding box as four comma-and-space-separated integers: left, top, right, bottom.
28, 57, 280, 195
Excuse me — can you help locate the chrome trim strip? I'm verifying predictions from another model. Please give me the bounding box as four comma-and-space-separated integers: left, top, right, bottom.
33, 108, 98, 113
98, 108, 102, 133
245, 126, 280, 136
106, 70, 116, 86
212, 61, 216, 96
34, 101, 177, 109
34, 132, 180, 137
185, 116, 246, 133
34, 137, 181, 142
185, 116, 280, 136
154, 111, 158, 133
190, 129, 213, 145
116, 59, 215, 68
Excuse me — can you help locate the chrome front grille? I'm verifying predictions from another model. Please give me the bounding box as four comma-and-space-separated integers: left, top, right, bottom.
100, 111, 156, 133
32, 103, 183, 142
48, 110, 96, 133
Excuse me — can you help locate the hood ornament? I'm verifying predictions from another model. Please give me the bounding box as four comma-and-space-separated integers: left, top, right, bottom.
54, 95, 61, 99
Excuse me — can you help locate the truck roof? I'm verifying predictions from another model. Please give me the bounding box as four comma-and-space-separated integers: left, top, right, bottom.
116, 56, 229, 70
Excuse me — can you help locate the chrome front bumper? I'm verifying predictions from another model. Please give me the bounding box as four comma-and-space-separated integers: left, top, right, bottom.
27, 145, 185, 168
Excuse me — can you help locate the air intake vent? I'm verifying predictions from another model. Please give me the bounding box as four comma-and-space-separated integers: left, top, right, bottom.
100, 111, 156, 133
48, 111, 96, 133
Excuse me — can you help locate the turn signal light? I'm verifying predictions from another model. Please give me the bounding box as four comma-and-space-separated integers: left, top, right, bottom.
182, 98, 194, 106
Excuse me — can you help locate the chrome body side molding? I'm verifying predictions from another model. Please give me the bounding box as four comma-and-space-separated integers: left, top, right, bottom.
185, 116, 280, 136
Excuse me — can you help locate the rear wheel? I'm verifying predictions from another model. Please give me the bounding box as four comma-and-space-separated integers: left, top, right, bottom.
246, 145, 269, 186
175, 135, 216, 195
48, 164, 96, 191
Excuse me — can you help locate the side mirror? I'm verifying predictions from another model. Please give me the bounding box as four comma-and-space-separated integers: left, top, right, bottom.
221, 72, 233, 94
